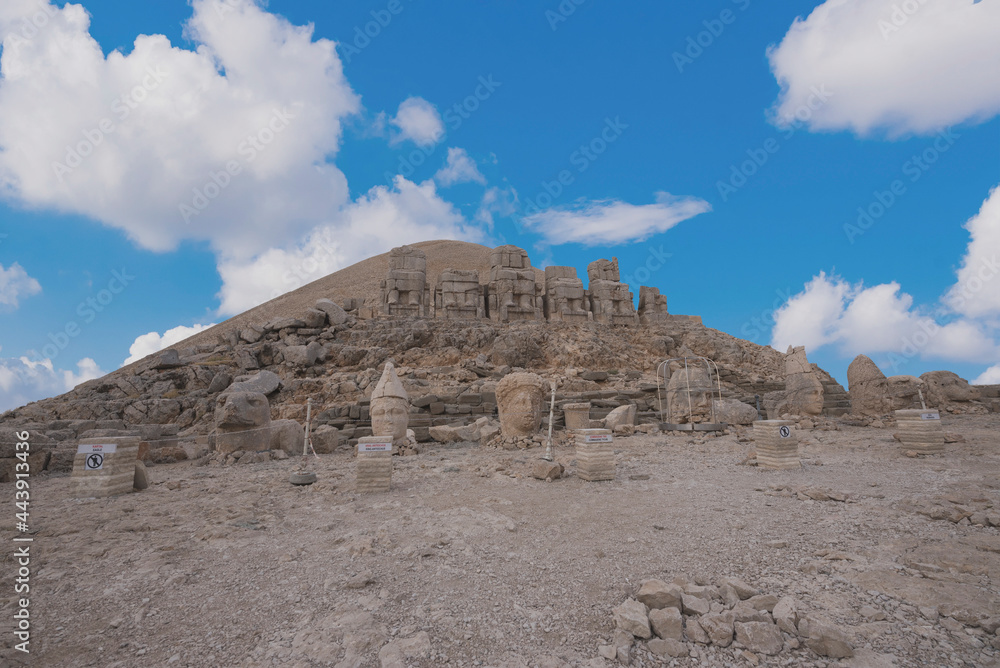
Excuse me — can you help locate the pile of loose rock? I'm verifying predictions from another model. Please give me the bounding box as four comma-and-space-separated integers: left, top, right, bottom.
762, 484, 851, 503
906, 492, 1000, 527
605, 576, 853, 664
200, 448, 290, 467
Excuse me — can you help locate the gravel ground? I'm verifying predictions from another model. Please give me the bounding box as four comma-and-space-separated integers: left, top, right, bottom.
2, 414, 998, 668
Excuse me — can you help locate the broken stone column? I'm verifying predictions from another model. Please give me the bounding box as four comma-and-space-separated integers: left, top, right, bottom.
587, 258, 638, 326
543, 266, 591, 322
753, 421, 800, 470
379, 245, 429, 317
487, 245, 541, 322
435, 269, 483, 319
781, 346, 824, 416
563, 402, 592, 431
576, 428, 615, 481
71, 436, 140, 498
637, 286, 670, 324
356, 437, 393, 492
894, 409, 944, 454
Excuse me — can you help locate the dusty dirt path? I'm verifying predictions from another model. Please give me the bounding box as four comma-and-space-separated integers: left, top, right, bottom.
2, 415, 999, 667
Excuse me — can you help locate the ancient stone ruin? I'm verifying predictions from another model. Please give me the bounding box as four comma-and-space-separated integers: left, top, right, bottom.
379, 245, 429, 317
434, 269, 483, 320
370, 361, 415, 454
487, 245, 541, 322
587, 258, 639, 326
637, 286, 670, 325
543, 266, 590, 323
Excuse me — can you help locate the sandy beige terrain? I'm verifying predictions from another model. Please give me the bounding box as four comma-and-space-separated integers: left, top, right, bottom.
3, 414, 999, 667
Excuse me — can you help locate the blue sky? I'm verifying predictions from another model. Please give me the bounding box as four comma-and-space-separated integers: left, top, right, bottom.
1, 0, 998, 411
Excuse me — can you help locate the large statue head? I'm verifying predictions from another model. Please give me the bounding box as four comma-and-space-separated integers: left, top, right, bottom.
920, 370, 980, 405
215, 391, 271, 429
496, 372, 547, 437
785, 373, 825, 416
887, 375, 925, 410
370, 362, 409, 443
665, 364, 714, 423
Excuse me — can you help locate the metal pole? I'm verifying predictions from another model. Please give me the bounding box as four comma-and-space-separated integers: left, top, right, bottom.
543, 381, 556, 461
303, 398, 312, 457
917, 388, 927, 411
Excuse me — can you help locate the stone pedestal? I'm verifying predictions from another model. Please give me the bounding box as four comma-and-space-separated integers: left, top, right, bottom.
753, 421, 800, 470
564, 403, 592, 431
71, 436, 140, 498
356, 437, 393, 493
576, 429, 615, 481
894, 409, 944, 454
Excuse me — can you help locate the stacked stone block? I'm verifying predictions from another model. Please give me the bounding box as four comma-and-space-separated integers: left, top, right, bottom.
356, 436, 393, 492
753, 421, 800, 470
576, 428, 615, 481
894, 409, 944, 454
71, 436, 140, 498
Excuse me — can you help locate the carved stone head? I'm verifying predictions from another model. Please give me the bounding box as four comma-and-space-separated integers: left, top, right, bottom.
496, 372, 547, 437
370, 362, 409, 443
665, 365, 714, 423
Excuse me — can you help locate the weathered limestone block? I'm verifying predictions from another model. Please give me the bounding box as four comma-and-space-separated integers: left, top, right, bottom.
379, 246, 429, 317
270, 419, 304, 455
370, 362, 413, 452
587, 258, 638, 326
665, 364, 715, 424
921, 370, 981, 408
783, 346, 824, 416
713, 398, 758, 425
71, 437, 140, 498
894, 409, 944, 454
487, 245, 540, 322
314, 298, 348, 325
563, 402, 592, 430
215, 391, 272, 455
228, 370, 281, 395
887, 375, 926, 410
847, 354, 890, 416
434, 268, 483, 320
576, 429, 615, 481
753, 420, 800, 470
543, 266, 591, 323
496, 372, 547, 438
356, 437, 392, 493
603, 404, 636, 430
637, 286, 670, 324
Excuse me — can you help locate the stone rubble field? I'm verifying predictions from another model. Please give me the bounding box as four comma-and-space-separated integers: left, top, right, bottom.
2, 414, 999, 668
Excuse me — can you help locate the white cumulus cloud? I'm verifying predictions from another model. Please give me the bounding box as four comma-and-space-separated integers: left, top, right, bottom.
973, 364, 1000, 385
768, 0, 1000, 135
0, 0, 359, 258
0, 352, 106, 413
123, 323, 217, 366
434, 147, 485, 187
945, 184, 1000, 319
215, 176, 483, 315
390, 97, 444, 147
522, 192, 711, 246
0, 261, 41, 309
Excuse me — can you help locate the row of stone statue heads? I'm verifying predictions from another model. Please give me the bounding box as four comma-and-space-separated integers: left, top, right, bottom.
378, 244, 671, 325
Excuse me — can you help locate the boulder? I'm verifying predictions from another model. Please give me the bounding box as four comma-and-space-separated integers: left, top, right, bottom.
603, 404, 636, 430
681, 594, 710, 616
802, 616, 853, 658
133, 461, 149, 491
712, 398, 758, 425
531, 460, 563, 481
772, 596, 799, 634
315, 298, 348, 325
153, 349, 182, 369
283, 342, 323, 366
208, 371, 232, 394
311, 425, 339, 454
699, 612, 735, 647
612, 599, 651, 639
847, 354, 889, 416
648, 607, 683, 641
636, 579, 683, 611
271, 419, 305, 455
734, 621, 782, 655
227, 370, 281, 396
647, 637, 687, 658
302, 308, 327, 329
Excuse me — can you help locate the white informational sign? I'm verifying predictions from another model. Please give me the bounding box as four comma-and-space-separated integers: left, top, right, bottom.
778, 426, 792, 439
920, 413, 940, 421
358, 440, 393, 453
77, 443, 117, 471
583, 434, 613, 444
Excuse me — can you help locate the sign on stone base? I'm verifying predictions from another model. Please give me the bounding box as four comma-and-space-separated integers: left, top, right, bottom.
894, 409, 944, 454
71, 437, 140, 498
753, 420, 800, 470
356, 437, 393, 493
575, 429, 615, 481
